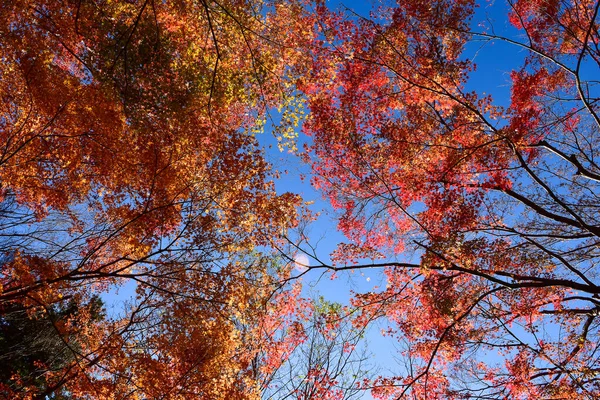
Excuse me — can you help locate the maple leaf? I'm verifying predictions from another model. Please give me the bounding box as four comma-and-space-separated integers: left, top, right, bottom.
299, 0, 600, 397
0, 0, 313, 397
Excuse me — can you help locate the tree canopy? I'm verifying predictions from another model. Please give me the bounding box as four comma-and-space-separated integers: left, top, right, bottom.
299, 0, 600, 397
1, 0, 310, 397
1, 0, 600, 399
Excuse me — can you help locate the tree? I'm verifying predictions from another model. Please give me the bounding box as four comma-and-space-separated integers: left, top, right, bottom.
261, 297, 372, 400
0, 0, 313, 397
299, 0, 600, 398
7, 0, 600, 398
0, 296, 105, 399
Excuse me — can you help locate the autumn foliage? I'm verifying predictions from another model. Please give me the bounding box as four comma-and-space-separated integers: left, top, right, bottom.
299, 0, 600, 398
0, 0, 312, 398
2, 0, 600, 399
